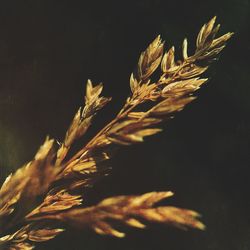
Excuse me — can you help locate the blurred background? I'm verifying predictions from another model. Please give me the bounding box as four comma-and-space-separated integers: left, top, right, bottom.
0, 0, 249, 249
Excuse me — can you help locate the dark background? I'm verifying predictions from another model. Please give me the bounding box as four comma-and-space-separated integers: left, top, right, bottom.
0, 0, 249, 250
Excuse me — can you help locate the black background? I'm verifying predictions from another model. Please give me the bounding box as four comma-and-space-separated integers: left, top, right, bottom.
0, 0, 249, 250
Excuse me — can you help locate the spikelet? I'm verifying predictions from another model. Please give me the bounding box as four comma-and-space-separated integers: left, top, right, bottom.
28, 191, 204, 238
137, 35, 164, 81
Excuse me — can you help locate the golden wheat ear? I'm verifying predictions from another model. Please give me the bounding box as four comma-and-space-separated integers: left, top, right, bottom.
0, 17, 232, 250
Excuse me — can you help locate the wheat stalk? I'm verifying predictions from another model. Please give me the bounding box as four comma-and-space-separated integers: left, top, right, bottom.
0, 17, 232, 250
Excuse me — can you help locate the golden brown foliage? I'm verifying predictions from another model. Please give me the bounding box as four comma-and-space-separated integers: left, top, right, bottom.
0, 17, 232, 249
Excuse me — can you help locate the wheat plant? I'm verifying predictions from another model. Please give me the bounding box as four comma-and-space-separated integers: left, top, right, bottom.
0, 17, 232, 250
